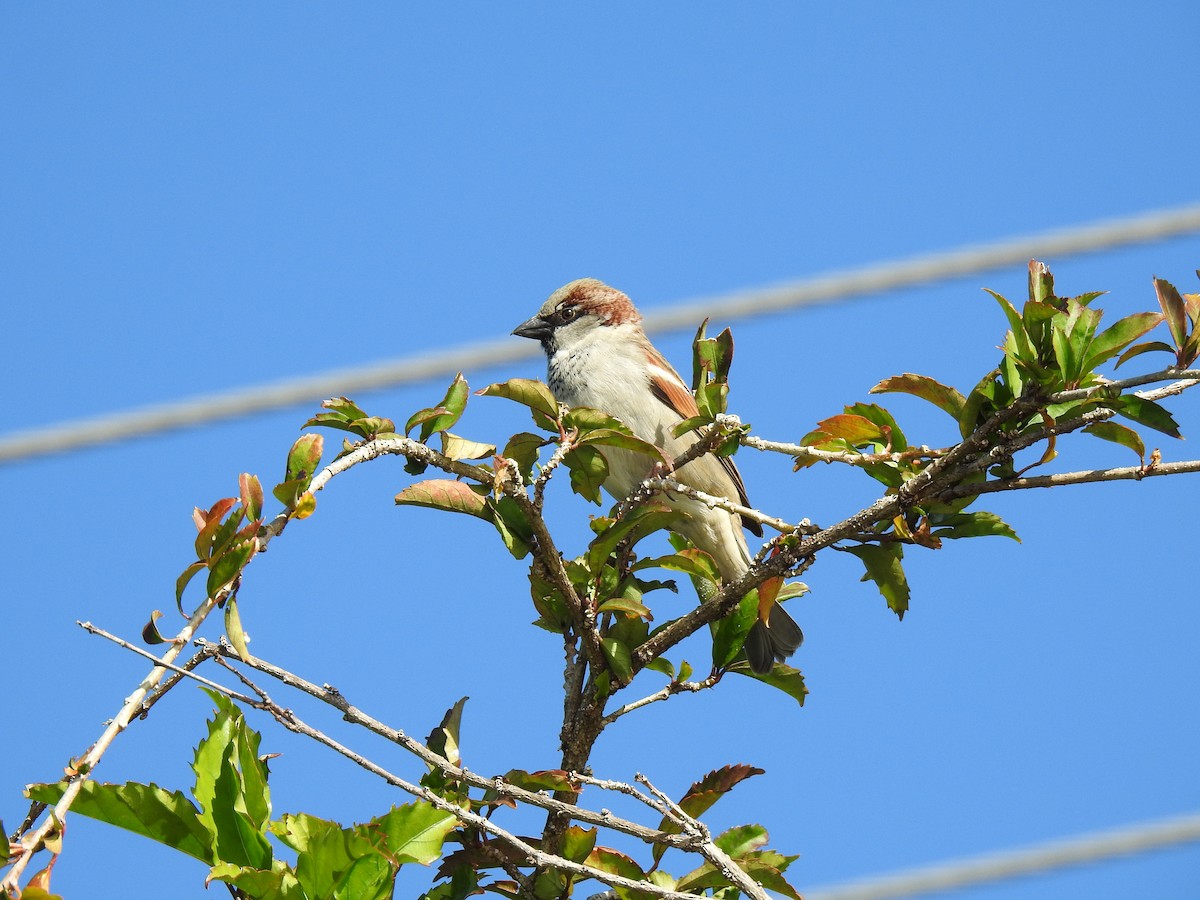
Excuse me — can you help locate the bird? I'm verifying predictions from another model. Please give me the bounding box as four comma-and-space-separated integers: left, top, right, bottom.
512, 277, 802, 674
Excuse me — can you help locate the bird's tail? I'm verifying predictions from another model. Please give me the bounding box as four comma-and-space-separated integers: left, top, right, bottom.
744, 602, 804, 675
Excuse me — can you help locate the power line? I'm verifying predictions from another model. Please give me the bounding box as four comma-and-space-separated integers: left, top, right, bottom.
803, 811, 1200, 900
4, 202, 1200, 466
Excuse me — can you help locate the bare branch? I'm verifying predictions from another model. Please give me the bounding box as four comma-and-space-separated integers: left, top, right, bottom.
1, 590, 227, 892
937, 457, 1200, 499
601, 671, 723, 725
199, 642, 701, 852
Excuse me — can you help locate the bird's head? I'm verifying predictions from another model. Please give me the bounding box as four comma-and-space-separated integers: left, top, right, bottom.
512, 278, 640, 349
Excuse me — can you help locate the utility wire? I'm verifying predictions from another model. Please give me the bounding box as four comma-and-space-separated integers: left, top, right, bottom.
4, 202, 1200, 465
803, 811, 1200, 900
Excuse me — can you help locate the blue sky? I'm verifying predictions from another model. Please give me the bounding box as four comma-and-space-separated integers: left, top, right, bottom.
2, 4, 1198, 898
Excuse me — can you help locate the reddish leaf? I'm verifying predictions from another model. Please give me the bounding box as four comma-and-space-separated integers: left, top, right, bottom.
870, 373, 966, 418
238, 473, 264, 522
815, 413, 885, 444
395, 480, 490, 518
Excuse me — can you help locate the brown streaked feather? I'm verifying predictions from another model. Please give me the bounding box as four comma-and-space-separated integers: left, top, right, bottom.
644, 345, 764, 538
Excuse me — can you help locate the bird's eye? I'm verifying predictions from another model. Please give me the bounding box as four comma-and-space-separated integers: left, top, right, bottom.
557, 306, 579, 323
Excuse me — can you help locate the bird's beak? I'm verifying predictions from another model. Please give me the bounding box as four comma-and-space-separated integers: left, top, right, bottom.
512, 316, 552, 340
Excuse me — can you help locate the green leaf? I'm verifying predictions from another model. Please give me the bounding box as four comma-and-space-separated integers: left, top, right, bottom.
206, 539, 257, 598
367, 802, 457, 866
929, 511, 1020, 542
1113, 395, 1182, 438
729, 660, 808, 705
1115, 339, 1176, 368
1083, 312, 1164, 371
426, 697, 467, 767
175, 560, 208, 612
502, 432, 549, 480
488, 495, 533, 559
501, 769, 578, 793
564, 444, 608, 504
601, 637, 633, 683
870, 374, 966, 419
597, 595, 653, 619
1083, 421, 1146, 463
713, 823, 769, 857
224, 596, 253, 663
207, 864, 303, 899
27, 780, 213, 864
847, 544, 910, 618
284, 433, 324, 486
634, 549, 721, 583
711, 591, 758, 670
583, 846, 646, 885
395, 480, 490, 518
986, 288, 1033, 360
676, 851, 802, 899
585, 503, 676, 574
477, 378, 560, 423
578, 428, 666, 461
561, 826, 597, 864
194, 498, 240, 560
418, 373, 470, 441
439, 432, 496, 461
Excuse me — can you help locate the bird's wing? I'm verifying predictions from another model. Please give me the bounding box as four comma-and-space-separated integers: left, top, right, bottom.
643, 343, 763, 538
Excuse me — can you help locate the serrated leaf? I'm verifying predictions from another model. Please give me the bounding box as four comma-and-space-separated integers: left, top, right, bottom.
27, 780, 214, 864
477, 378, 559, 422
368, 802, 457, 865
1083, 421, 1146, 463
847, 543, 910, 618
1114, 395, 1182, 438
714, 823, 769, 857
929, 511, 1020, 542
729, 660, 808, 705
870, 373, 966, 419
396, 480, 490, 518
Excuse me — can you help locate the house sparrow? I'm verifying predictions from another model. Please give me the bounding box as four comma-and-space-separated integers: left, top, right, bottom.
512, 278, 802, 674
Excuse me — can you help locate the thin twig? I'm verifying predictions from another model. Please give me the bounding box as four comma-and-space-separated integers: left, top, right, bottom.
601, 672, 723, 726
198, 641, 700, 852
937, 457, 1200, 500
